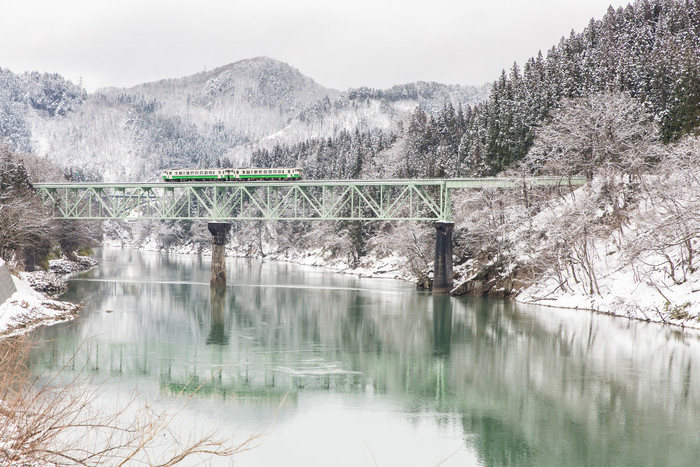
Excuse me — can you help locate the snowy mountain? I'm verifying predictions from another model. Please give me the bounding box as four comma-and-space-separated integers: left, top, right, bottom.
1, 57, 489, 181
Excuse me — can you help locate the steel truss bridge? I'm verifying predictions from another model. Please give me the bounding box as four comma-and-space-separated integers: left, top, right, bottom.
34, 178, 586, 223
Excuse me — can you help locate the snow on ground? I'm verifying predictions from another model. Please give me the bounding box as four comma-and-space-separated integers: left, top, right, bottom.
0, 273, 82, 337
517, 246, 700, 328
515, 179, 700, 329
0, 257, 96, 337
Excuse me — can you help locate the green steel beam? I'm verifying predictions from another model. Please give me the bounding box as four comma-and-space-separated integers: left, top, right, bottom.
34, 177, 586, 222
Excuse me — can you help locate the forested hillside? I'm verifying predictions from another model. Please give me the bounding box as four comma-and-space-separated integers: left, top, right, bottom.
0, 57, 487, 181
255, 0, 699, 180
458, 0, 700, 175
0, 70, 85, 155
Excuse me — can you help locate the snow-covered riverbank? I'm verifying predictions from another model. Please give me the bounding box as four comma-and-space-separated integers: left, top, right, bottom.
516, 254, 700, 329
0, 256, 97, 337
510, 176, 700, 329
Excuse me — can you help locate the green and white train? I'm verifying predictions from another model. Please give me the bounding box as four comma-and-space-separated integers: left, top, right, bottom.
162, 167, 302, 182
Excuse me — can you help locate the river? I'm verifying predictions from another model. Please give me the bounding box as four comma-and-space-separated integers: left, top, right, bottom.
30, 248, 700, 466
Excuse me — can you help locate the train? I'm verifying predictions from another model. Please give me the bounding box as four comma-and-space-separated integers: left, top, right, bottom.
162, 167, 302, 182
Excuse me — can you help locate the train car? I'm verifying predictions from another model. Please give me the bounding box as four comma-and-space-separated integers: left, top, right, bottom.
162, 168, 302, 182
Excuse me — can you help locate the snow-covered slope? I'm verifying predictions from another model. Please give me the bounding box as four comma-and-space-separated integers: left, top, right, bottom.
0, 273, 81, 337
513, 176, 700, 328
3, 57, 489, 181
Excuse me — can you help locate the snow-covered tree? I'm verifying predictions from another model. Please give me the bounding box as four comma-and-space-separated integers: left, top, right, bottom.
522, 91, 660, 180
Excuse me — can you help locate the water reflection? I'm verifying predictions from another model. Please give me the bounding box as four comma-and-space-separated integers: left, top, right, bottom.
432, 294, 452, 356
29, 248, 700, 466
207, 285, 228, 346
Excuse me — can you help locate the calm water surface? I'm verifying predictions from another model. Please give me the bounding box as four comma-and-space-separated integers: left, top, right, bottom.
31, 248, 700, 466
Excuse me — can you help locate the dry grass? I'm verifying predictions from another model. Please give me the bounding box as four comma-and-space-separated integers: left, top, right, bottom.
0, 335, 261, 466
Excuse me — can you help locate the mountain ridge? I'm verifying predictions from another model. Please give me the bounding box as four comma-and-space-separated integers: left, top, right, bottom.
1, 56, 489, 181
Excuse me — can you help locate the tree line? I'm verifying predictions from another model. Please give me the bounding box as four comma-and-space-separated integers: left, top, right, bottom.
457, 0, 700, 176
0, 146, 99, 270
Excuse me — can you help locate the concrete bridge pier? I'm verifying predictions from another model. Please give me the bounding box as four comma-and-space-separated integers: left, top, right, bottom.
433, 221, 454, 294
208, 222, 231, 285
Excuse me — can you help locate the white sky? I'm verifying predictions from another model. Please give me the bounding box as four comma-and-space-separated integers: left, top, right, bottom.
1, 0, 630, 92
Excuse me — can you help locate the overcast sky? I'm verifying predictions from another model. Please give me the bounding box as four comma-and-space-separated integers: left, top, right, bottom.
1, 0, 630, 92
